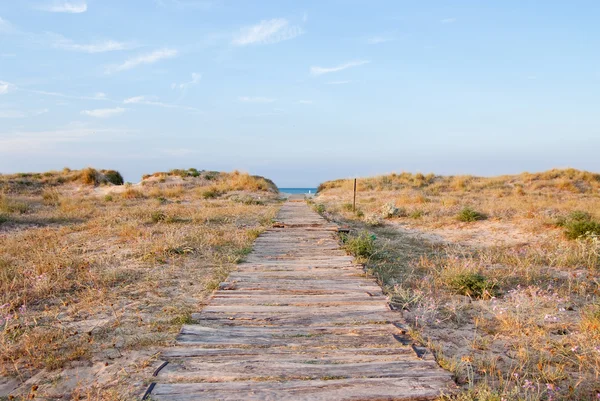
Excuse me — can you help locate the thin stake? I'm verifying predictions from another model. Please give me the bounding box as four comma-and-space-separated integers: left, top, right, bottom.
353, 178, 357, 212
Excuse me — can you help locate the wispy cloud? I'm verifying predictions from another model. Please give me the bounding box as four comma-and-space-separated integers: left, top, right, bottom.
238, 96, 276, 103
171, 72, 201, 90
326, 80, 351, 85
441, 18, 457, 24
81, 107, 125, 118
0, 123, 135, 152
0, 109, 48, 119
232, 18, 303, 46
36, 1, 88, 13
52, 35, 134, 53
107, 48, 178, 73
298, 100, 313, 104
123, 96, 200, 112
310, 60, 370, 76
0, 16, 16, 34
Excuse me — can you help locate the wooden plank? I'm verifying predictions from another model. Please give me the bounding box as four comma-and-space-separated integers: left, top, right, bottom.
151, 377, 455, 400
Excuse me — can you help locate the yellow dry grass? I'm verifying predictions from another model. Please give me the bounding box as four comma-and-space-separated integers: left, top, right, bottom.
316, 168, 600, 401
0, 169, 280, 399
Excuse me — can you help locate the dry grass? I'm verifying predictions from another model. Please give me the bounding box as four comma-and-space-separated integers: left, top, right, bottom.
0, 169, 280, 399
315, 168, 600, 400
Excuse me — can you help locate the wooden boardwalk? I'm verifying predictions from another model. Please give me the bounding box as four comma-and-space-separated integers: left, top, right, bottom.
147, 200, 455, 400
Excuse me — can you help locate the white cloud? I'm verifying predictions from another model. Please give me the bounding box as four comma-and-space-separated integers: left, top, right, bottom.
123, 95, 200, 112
37, 1, 88, 13
298, 100, 312, 104
53, 36, 133, 53
232, 18, 303, 46
238, 96, 276, 103
123, 96, 147, 104
107, 48, 178, 73
0, 80, 14, 94
94, 92, 107, 99
0, 109, 48, 119
326, 80, 351, 85
310, 60, 370, 76
171, 72, 201, 90
441, 18, 457, 24
81, 107, 125, 118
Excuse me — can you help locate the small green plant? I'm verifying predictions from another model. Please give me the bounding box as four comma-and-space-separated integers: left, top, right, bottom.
557, 211, 600, 239
355, 209, 364, 218
342, 231, 375, 258
314, 204, 325, 214
446, 272, 496, 298
457, 207, 486, 222
104, 195, 113, 202
0, 214, 8, 224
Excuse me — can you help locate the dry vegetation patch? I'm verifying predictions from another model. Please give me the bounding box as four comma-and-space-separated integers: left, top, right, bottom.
315, 169, 600, 400
0, 168, 280, 399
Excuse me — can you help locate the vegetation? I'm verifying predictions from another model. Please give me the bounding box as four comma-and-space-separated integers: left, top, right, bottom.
457, 207, 486, 222
316, 168, 600, 400
0, 167, 126, 194
0, 168, 280, 399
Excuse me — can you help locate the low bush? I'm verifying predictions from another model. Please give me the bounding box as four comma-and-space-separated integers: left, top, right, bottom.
342, 231, 376, 258
104, 170, 124, 185
445, 271, 496, 298
557, 211, 600, 239
457, 207, 486, 222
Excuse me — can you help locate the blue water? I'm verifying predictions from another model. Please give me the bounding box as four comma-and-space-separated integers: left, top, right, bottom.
278, 188, 318, 194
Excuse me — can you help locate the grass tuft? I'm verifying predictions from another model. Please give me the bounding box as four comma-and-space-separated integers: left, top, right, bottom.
457, 207, 486, 222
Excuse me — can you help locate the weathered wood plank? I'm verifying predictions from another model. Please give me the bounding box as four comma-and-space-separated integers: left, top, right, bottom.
151, 377, 455, 400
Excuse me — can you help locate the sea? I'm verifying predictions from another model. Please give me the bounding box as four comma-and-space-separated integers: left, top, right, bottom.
278, 188, 318, 195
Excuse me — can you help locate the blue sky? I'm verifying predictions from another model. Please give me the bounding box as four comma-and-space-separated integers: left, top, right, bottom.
1, 1, 599, 186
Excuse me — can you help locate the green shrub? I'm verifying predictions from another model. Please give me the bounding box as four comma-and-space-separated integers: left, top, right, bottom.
104, 170, 124, 185
314, 204, 325, 214
342, 231, 375, 258
446, 272, 495, 298
457, 207, 486, 222
104, 195, 113, 202
0, 214, 8, 224
355, 209, 364, 218
557, 211, 600, 239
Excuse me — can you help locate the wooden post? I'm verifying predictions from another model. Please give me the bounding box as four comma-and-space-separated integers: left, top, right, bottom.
353, 178, 357, 212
